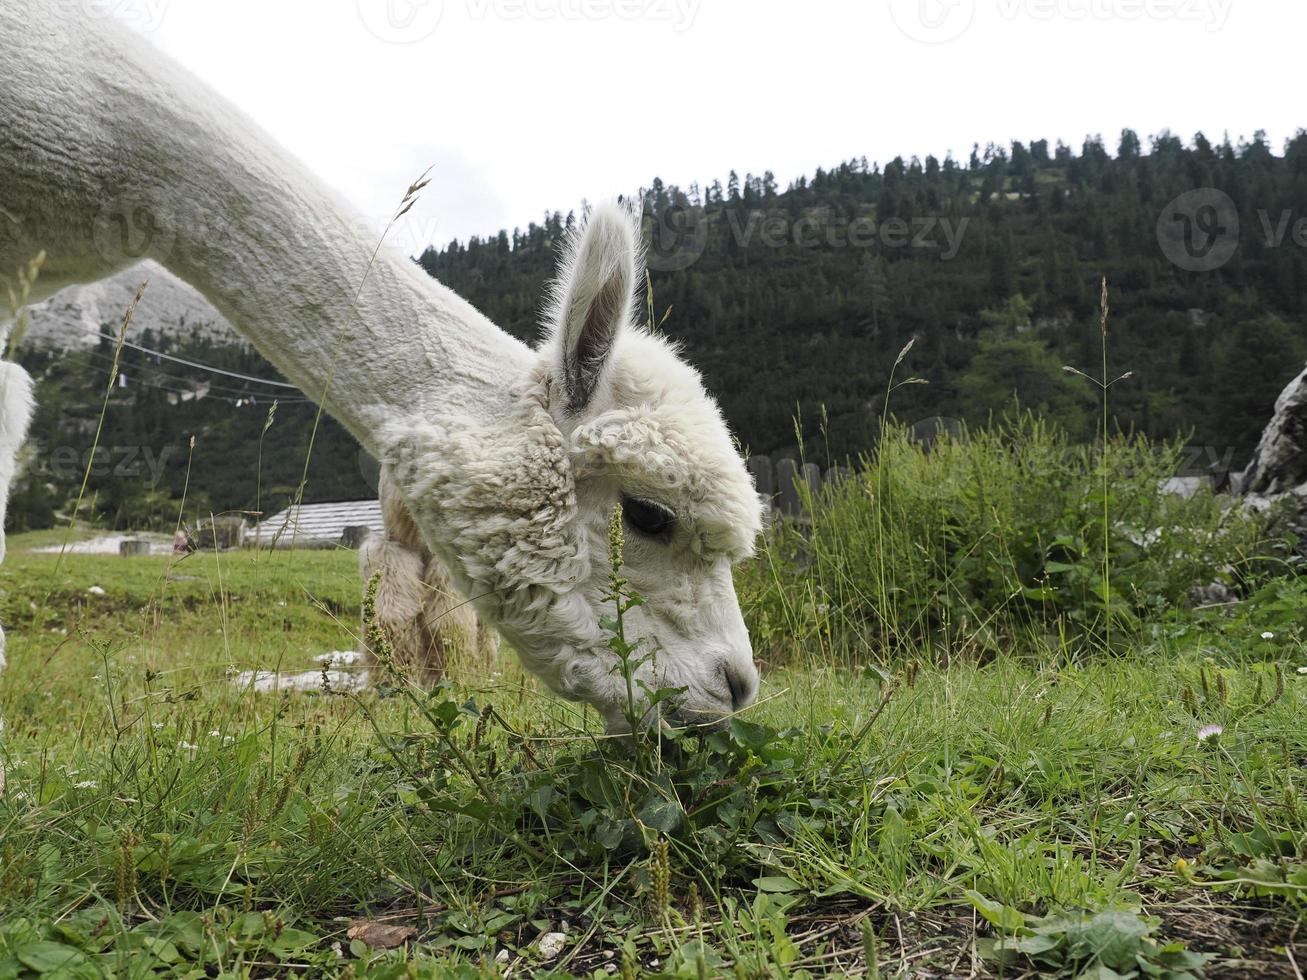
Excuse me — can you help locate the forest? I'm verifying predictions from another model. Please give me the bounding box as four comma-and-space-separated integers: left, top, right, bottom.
14, 127, 1307, 530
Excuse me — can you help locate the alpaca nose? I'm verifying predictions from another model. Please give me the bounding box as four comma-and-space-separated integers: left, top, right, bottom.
723, 662, 758, 711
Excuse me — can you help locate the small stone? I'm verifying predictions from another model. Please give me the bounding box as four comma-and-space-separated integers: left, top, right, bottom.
495, 949, 510, 964
537, 932, 567, 960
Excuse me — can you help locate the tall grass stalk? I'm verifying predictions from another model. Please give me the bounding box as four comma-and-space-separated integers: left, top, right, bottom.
55, 280, 147, 573
1064, 278, 1133, 649
282, 168, 432, 550
3, 251, 45, 358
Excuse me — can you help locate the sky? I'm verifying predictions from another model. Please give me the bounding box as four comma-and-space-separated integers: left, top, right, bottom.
102, 0, 1307, 256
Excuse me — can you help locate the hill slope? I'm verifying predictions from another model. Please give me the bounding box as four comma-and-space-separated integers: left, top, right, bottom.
11, 128, 1307, 531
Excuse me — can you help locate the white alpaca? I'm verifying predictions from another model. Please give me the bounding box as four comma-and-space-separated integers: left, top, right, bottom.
0, 358, 35, 793
0, 5, 764, 729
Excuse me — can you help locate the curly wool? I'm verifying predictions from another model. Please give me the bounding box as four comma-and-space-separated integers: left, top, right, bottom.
381, 366, 603, 696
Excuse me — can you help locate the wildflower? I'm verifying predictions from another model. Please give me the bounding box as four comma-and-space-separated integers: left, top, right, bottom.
1297, 666, 1307, 675
1197, 724, 1223, 743
178, 741, 198, 751
208, 730, 221, 738
74, 780, 98, 789
1261, 631, 1275, 640
152, 723, 163, 731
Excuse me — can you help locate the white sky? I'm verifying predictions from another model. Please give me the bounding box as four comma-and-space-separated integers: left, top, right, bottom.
108, 0, 1307, 255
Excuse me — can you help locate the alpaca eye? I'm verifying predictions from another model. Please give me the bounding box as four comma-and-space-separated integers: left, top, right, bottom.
621, 496, 676, 537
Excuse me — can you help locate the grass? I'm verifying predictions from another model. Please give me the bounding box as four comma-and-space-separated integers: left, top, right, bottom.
1, 528, 1305, 977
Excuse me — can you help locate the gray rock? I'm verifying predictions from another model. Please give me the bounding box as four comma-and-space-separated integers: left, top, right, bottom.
1236, 363, 1307, 543
1242, 363, 1307, 497
20, 260, 237, 350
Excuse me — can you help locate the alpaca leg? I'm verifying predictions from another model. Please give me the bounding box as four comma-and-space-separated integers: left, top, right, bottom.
476, 618, 501, 670
375, 465, 499, 682
358, 532, 430, 680
416, 553, 477, 679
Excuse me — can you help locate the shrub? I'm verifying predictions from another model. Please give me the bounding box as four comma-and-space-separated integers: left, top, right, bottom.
741, 414, 1273, 664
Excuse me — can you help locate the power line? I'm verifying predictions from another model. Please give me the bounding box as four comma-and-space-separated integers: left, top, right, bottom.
73, 349, 313, 403
95, 332, 302, 389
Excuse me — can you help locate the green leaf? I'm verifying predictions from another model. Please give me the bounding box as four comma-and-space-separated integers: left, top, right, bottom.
637, 796, 684, 834
964, 891, 1026, 933
753, 876, 802, 893
729, 719, 776, 751
525, 785, 557, 821
1073, 911, 1148, 969
15, 942, 90, 973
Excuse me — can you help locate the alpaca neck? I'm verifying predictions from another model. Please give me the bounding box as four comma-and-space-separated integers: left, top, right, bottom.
2, 4, 534, 454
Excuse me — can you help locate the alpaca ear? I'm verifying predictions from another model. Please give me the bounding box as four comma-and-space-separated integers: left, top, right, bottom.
553, 204, 638, 412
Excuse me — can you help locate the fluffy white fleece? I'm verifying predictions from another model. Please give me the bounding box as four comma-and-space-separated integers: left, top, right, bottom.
0, 361, 35, 666
359, 469, 499, 685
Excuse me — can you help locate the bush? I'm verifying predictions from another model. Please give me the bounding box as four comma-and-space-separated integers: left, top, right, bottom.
741, 415, 1273, 663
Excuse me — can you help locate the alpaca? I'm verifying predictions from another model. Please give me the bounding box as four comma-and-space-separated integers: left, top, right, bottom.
0, 357, 35, 794
0, 4, 764, 730
0, 362, 35, 570
360, 469, 500, 685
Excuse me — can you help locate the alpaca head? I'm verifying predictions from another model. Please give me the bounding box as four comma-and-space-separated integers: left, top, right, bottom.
387, 203, 764, 731
534, 203, 765, 730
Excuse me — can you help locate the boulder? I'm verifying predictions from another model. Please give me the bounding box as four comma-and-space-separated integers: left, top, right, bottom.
1241, 363, 1307, 497
1237, 363, 1307, 540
